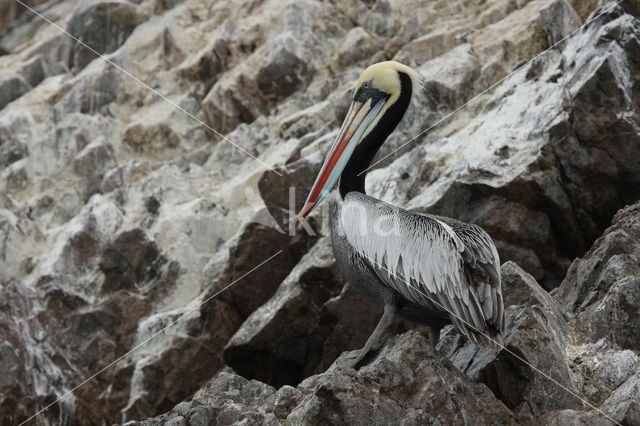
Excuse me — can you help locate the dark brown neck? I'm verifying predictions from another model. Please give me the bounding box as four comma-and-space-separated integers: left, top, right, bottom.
339, 71, 413, 198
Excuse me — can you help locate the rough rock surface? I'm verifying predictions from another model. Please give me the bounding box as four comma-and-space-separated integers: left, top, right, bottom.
556, 202, 640, 350
136, 332, 516, 426
0, 0, 639, 424
67, 0, 139, 71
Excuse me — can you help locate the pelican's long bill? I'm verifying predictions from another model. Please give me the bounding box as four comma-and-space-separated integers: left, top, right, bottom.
297, 97, 387, 222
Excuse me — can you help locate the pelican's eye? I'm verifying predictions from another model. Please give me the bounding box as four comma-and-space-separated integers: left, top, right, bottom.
354, 79, 387, 105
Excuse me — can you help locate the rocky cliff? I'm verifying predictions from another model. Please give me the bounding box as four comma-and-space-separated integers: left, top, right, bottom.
0, 0, 639, 424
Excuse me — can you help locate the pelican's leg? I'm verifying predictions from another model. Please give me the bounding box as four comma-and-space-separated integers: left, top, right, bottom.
429, 326, 441, 347
336, 305, 396, 369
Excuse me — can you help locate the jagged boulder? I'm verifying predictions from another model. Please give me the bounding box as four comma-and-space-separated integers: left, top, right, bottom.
55, 60, 128, 116
540, 0, 582, 46
72, 137, 117, 199
542, 369, 640, 425
67, 0, 139, 71
222, 238, 383, 388
555, 201, 640, 350
0, 110, 31, 169
397, 2, 640, 289
0, 72, 30, 110
438, 262, 579, 422
135, 331, 515, 425
201, 0, 350, 136
567, 339, 639, 406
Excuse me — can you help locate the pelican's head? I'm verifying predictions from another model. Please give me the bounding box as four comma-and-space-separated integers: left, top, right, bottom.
298, 61, 418, 221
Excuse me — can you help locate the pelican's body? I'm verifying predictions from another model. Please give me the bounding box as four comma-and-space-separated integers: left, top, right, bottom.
332, 192, 504, 347
298, 62, 505, 368
331, 195, 451, 331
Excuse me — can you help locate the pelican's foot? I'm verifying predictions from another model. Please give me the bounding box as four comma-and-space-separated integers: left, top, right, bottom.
334, 349, 363, 370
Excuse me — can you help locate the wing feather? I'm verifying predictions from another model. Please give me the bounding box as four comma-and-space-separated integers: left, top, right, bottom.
340, 193, 505, 346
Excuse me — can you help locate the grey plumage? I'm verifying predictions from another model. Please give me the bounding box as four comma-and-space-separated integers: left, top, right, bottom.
298, 62, 506, 368
332, 192, 505, 348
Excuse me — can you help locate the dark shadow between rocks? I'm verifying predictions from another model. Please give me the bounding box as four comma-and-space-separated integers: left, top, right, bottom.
478, 345, 534, 410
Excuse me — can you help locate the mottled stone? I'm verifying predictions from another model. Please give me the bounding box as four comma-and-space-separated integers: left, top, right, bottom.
568, 338, 640, 404
0, 72, 30, 110
67, 0, 139, 70
556, 201, 640, 350
0, 111, 31, 169
542, 369, 640, 425
406, 5, 640, 288
72, 137, 117, 199
224, 239, 354, 388
439, 262, 577, 418
123, 122, 181, 153
19, 55, 46, 88
99, 160, 150, 193
140, 332, 513, 425
416, 43, 482, 108
55, 61, 125, 115
332, 26, 382, 69
202, 33, 313, 135
540, 0, 582, 47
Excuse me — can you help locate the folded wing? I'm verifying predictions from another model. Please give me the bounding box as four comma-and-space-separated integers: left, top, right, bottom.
340, 192, 505, 346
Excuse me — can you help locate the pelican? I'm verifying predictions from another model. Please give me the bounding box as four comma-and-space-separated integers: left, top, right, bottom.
297, 61, 505, 368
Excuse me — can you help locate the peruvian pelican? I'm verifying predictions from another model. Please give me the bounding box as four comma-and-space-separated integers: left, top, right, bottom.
297, 61, 505, 369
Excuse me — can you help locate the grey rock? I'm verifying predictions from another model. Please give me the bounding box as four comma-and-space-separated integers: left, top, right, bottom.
50, 191, 84, 227
164, 416, 185, 426
99, 160, 150, 193
67, 0, 139, 70
540, 0, 582, 47
0, 280, 76, 425
0, 111, 32, 168
251, 36, 312, 107
332, 27, 382, 70
99, 228, 165, 294
0, 72, 30, 111
555, 201, 640, 350
257, 154, 323, 230
201, 216, 316, 321
597, 369, 640, 425
542, 369, 640, 425
202, 34, 313, 135
187, 406, 214, 426
2, 161, 29, 192
154, 0, 187, 14
500, 261, 566, 320
19, 55, 46, 88
55, 61, 125, 115
568, 338, 640, 404
405, 5, 640, 288
134, 371, 282, 426
474, 58, 507, 92
201, 0, 346, 136
223, 238, 359, 387
141, 332, 514, 425
439, 262, 578, 418
123, 122, 181, 153
31, 33, 73, 77
416, 43, 482, 109
177, 18, 233, 82
72, 137, 117, 199
99, 167, 125, 194
201, 75, 260, 137
0, 190, 16, 212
